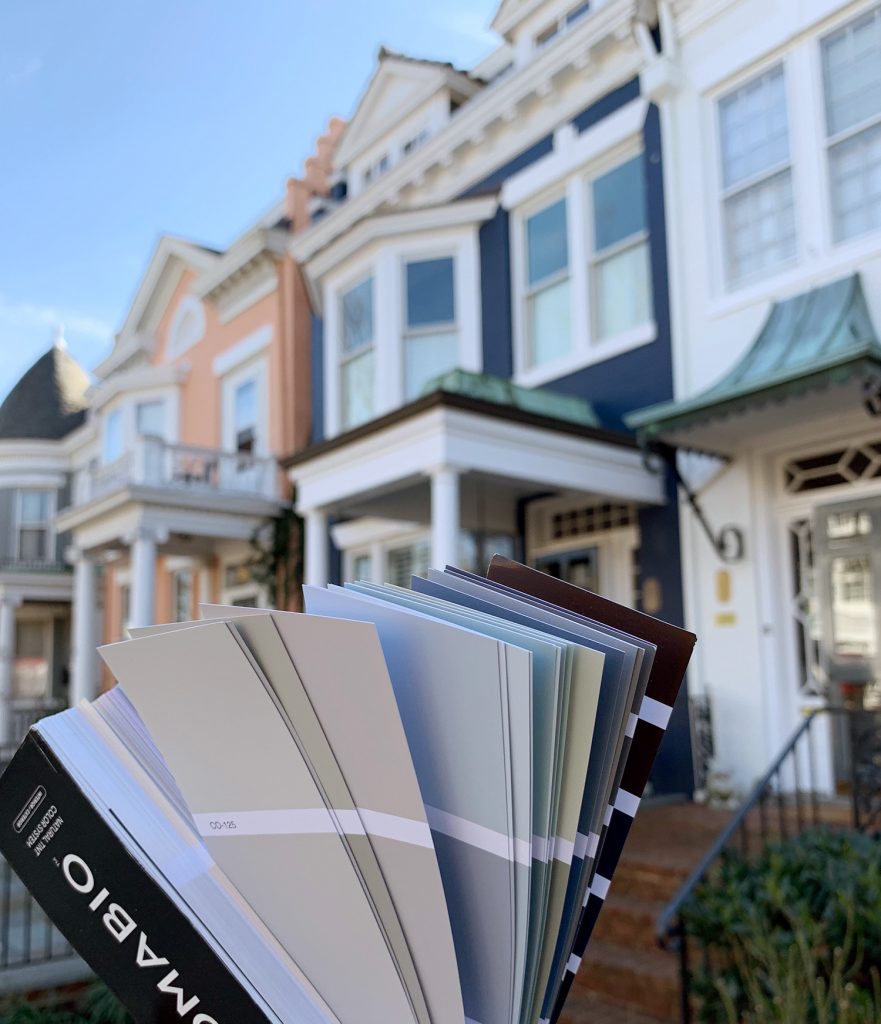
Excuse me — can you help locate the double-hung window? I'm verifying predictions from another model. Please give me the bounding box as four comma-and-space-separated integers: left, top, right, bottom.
590, 155, 651, 340
524, 197, 571, 369
233, 378, 258, 455
821, 6, 881, 244
17, 490, 52, 562
718, 64, 796, 284
136, 399, 165, 439
340, 277, 375, 429
403, 257, 458, 400
172, 570, 193, 622
103, 408, 124, 464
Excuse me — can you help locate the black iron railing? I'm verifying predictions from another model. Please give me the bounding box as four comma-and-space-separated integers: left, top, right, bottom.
0, 752, 81, 985
657, 705, 881, 1024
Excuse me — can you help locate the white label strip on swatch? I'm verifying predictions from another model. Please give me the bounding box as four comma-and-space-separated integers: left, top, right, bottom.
424, 805, 532, 867
637, 695, 673, 730
193, 808, 433, 848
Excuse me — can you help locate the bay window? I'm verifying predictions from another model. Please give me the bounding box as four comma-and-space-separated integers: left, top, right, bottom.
103, 407, 124, 464
822, 5, 881, 243
718, 64, 796, 284
404, 257, 458, 400
590, 155, 651, 340
525, 197, 571, 368
340, 277, 375, 429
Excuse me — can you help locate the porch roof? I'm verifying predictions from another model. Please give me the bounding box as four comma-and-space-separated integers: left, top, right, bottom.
287, 373, 663, 513
627, 274, 881, 452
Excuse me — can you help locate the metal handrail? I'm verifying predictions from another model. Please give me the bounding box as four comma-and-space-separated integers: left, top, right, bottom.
656, 708, 822, 947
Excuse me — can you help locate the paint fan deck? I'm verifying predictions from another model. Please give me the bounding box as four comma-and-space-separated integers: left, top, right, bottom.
0, 557, 694, 1024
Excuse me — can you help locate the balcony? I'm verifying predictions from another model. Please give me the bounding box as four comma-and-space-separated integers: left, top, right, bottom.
73, 436, 279, 507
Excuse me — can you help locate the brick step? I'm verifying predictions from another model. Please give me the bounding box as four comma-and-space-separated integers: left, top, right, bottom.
594, 893, 667, 953
561, 989, 672, 1024
609, 858, 690, 903
572, 939, 680, 1022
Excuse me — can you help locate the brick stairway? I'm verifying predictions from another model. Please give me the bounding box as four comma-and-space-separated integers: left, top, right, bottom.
560, 801, 734, 1024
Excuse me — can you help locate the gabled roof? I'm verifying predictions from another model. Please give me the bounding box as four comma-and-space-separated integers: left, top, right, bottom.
334, 47, 482, 168
97, 235, 219, 378
628, 273, 881, 445
0, 342, 91, 441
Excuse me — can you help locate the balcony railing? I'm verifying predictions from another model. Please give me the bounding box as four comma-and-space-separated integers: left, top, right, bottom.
73, 436, 279, 507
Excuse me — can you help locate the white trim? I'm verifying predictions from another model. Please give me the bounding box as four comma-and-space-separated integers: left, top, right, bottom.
212, 325, 273, 378
331, 517, 422, 550
510, 141, 656, 386
501, 98, 649, 209
220, 356, 270, 458
166, 295, 206, 360
292, 404, 663, 514
304, 198, 498, 289
215, 272, 278, 325
323, 228, 484, 439
289, 1, 647, 265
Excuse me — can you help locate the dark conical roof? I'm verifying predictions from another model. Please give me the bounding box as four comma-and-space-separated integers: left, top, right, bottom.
0, 344, 91, 440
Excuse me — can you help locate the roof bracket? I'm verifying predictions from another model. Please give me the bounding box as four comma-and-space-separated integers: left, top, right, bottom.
646, 441, 745, 563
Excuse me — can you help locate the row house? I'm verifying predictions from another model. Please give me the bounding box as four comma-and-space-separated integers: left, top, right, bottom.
287, 0, 695, 795
0, 121, 343, 732
0, 339, 89, 749
630, 0, 881, 791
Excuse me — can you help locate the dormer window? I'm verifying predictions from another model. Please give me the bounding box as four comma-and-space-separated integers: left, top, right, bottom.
534, 2, 591, 50
363, 154, 391, 187
403, 129, 430, 156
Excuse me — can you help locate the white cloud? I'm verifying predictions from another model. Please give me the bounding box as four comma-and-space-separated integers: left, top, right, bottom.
6, 57, 42, 87
0, 293, 111, 341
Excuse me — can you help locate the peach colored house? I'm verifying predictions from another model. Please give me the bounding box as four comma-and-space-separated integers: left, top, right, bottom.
56, 119, 344, 699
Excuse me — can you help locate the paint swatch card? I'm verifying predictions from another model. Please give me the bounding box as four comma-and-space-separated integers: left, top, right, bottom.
0, 558, 694, 1024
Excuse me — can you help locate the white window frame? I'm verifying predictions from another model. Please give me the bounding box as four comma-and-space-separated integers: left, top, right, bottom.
323, 228, 483, 439
511, 139, 656, 388
714, 60, 798, 289
15, 489, 56, 564
401, 250, 461, 404
338, 273, 377, 432
819, 3, 881, 247
220, 356, 269, 457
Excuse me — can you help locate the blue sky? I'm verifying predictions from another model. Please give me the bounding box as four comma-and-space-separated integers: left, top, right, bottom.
0, 0, 498, 401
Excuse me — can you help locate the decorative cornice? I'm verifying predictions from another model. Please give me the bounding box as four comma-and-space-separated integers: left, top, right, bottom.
288, 0, 645, 267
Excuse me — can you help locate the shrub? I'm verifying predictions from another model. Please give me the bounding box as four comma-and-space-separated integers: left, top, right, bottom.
683, 828, 881, 1023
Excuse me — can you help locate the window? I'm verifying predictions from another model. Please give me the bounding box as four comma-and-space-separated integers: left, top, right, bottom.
172, 570, 193, 622
524, 197, 571, 368
17, 490, 52, 562
233, 378, 258, 454
136, 400, 165, 439
822, 6, 881, 243
385, 539, 430, 587
364, 154, 390, 187
103, 408, 124, 464
535, 3, 590, 48
403, 129, 430, 156
351, 553, 373, 582
718, 64, 796, 284
590, 155, 651, 339
404, 257, 458, 400
340, 277, 375, 429
120, 584, 131, 634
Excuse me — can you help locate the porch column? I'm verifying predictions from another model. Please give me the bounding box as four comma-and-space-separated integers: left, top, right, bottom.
70, 550, 98, 706
127, 526, 164, 629
430, 465, 460, 569
0, 594, 21, 745
304, 508, 329, 587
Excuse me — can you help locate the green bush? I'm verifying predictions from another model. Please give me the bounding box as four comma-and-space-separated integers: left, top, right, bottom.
683, 828, 881, 1023
0, 983, 131, 1024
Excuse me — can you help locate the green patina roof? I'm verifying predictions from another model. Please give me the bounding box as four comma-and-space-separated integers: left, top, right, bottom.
627, 273, 881, 439
421, 368, 600, 428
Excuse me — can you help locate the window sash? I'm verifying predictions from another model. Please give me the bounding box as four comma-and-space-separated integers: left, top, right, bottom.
592, 236, 652, 341
18, 527, 49, 562
403, 327, 460, 401
340, 347, 375, 429
103, 409, 124, 464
